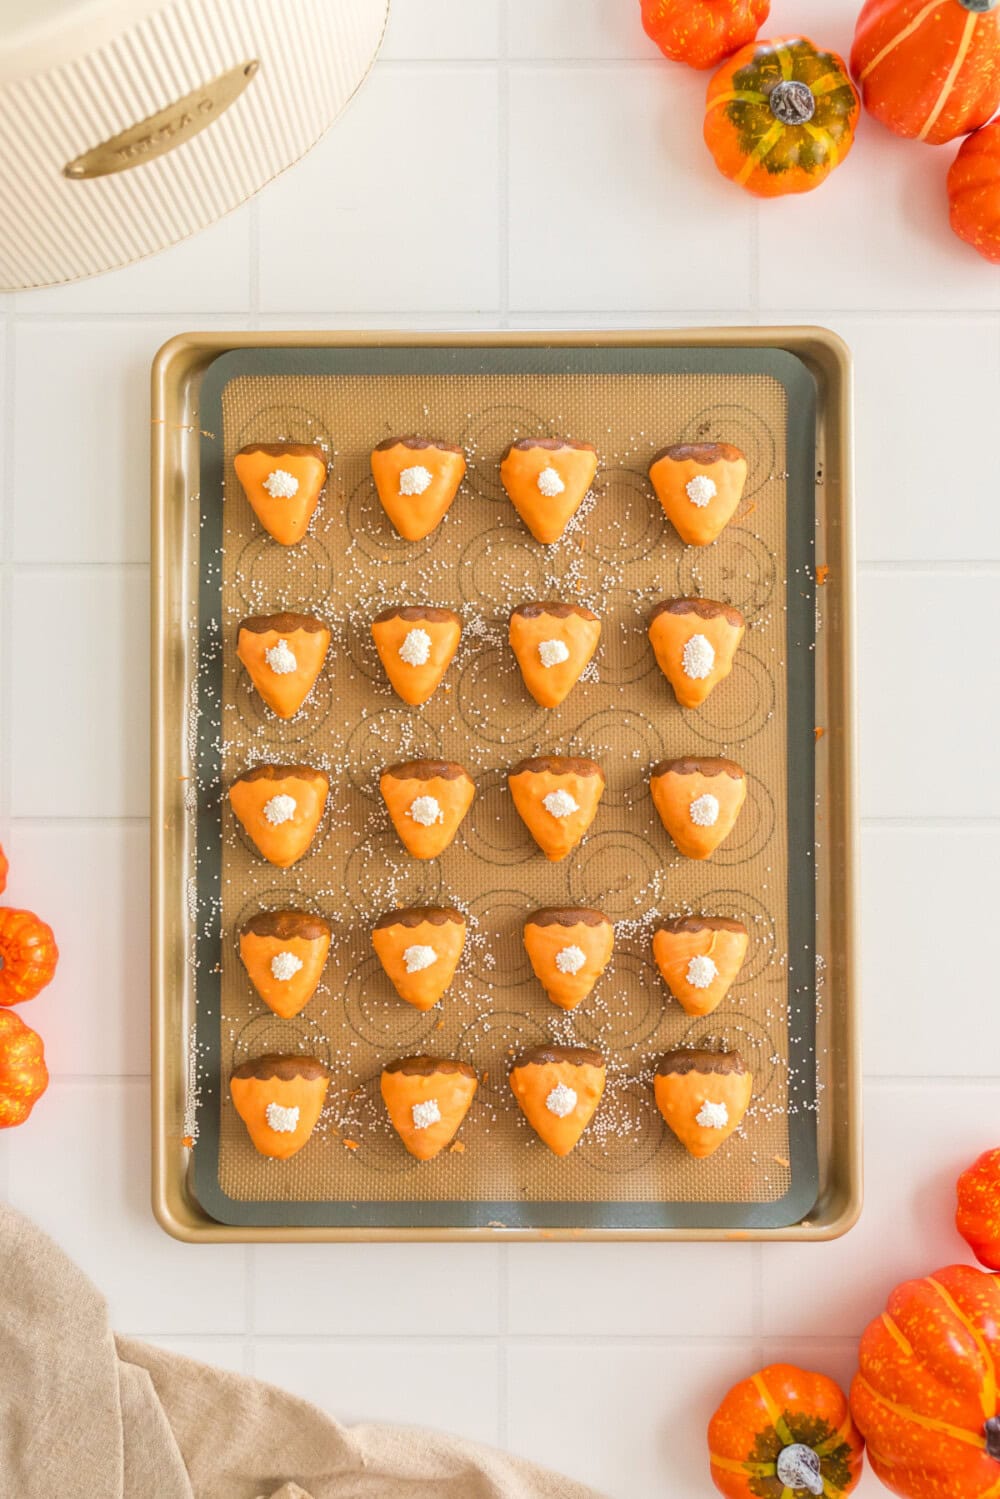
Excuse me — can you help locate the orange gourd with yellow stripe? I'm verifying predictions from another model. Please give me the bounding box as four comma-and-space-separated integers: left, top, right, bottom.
851, 0, 1000, 146
640, 0, 770, 70
709, 1362, 864, 1496
705, 38, 859, 197
851, 1263, 1000, 1497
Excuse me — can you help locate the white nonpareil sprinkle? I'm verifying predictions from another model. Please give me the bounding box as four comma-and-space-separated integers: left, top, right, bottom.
263, 794, 297, 826
403, 944, 437, 973
696, 1100, 729, 1130
408, 795, 443, 827
398, 627, 432, 666
270, 951, 304, 982
555, 944, 586, 975
546, 1083, 578, 1118
682, 633, 715, 680
538, 638, 570, 668
265, 638, 297, 675
411, 1099, 441, 1130
265, 1102, 300, 1133
399, 465, 433, 496
689, 793, 720, 827
536, 465, 565, 497
685, 474, 717, 507
543, 789, 579, 819
686, 954, 718, 990
262, 468, 299, 499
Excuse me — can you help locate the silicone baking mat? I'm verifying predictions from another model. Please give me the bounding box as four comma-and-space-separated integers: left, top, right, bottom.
190, 344, 818, 1230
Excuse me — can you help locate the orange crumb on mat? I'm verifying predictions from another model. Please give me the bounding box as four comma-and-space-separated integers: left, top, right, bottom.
741, 501, 757, 518
816, 564, 830, 585
181, 1136, 194, 1149
481, 1071, 489, 1084
343, 1139, 359, 1151
814, 726, 825, 741
436, 1018, 445, 1030
449, 1140, 466, 1155
774, 1155, 791, 1168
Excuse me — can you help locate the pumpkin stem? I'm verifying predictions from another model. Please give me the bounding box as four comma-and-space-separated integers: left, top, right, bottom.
776, 1443, 824, 1496
768, 80, 816, 126
986, 1417, 1000, 1459
960, 0, 1000, 12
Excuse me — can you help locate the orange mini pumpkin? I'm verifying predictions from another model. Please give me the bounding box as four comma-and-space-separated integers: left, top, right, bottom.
0, 908, 59, 1006
956, 1147, 1000, 1270
949, 122, 1000, 265
641, 0, 770, 70
709, 1362, 864, 1498
0, 1010, 48, 1127
705, 37, 859, 198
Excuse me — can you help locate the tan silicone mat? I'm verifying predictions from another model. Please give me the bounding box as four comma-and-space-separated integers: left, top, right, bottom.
191, 348, 819, 1227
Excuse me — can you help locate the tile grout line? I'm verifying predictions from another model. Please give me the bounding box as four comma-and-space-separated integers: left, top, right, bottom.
7, 308, 1000, 324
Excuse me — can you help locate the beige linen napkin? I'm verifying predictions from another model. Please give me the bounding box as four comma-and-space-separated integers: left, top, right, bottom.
0, 1204, 604, 1499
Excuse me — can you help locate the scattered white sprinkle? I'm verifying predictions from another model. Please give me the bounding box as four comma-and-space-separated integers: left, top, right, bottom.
686, 954, 718, 989
411, 1099, 441, 1130
270, 951, 304, 981
399, 465, 433, 496
682, 633, 715, 680
265, 1101, 300, 1133
696, 1100, 729, 1130
546, 1083, 578, 1118
262, 468, 299, 499
689, 793, 719, 827
408, 795, 443, 827
538, 638, 570, 668
685, 474, 717, 507
537, 465, 565, 497
263, 794, 297, 825
543, 789, 579, 819
398, 627, 432, 666
555, 944, 586, 975
265, 638, 297, 674
403, 944, 437, 973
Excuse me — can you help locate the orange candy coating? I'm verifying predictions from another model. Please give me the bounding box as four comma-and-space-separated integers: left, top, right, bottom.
229, 764, 329, 868
380, 1056, 478, 1160
370, 438, 466, 540
500, 439, 598, 544
233, 443, 327, 546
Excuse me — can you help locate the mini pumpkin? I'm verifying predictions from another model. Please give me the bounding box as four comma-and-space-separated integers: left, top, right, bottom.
641, 0, 770, 70
704, 37, 860, 198
0, 1010, 48, 1127
949, 122, 1000, 265
956, 1147, 1000, 1270
0, 907, 59, 1006
709, 1362, 864, 1497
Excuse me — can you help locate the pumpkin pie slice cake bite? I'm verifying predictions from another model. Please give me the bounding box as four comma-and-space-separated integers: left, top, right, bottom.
372, 906, 467, 1011
379, 759, 475, 860
508, 755, 605, 862
380, 1055, 478, 1160
236, 611, 331, 719
647, 598, 745, 709
500, 438, 599, 544
370, 605, 461, 705
653, 1047, 752, 1158
370, 436, 466, 540
239, 910, 332, 1019
509, 602, 601, 708
230, 1054, 330, 1160
509, 1044, 606, 1156
649, 757, 746, 860
523, 907, 614, 1011
229, 764, 329, 868
652, 916, 749, 1018
648, 442, 747, 546
233, 442, 328, 546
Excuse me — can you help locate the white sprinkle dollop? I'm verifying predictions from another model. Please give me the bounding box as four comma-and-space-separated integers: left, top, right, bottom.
546, 1083, 578, 1118
686, 954, 718, 989
399, 465, 433, 496
682, 633, 715, 680
696, 1100, 729, 1130
270, 951, 304, 982
265, 638, 297, 675
398, 627, 432, 666
538, 638, 570, 668
685, 474, 717, 507
543, 789, 579, 819
689, 793, 720, 827
262, 468, 299, 499
555, 944, 586, 975
537, 465, 565, 497
411, 1099, 441, 1130
408, 795, 443, 827
403, 944, 437, 973
265, 1102, 300, 1133
263, 794, 297, 826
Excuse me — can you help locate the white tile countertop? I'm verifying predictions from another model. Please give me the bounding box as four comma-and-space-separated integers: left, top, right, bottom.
2, 2, 999, 1495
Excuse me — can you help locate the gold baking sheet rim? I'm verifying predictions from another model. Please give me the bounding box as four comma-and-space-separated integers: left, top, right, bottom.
150, 329, 860, 1243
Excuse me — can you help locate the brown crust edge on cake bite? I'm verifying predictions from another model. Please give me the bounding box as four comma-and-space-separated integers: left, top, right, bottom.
373, 906, 466, 931
649, 598, 745, 629
510, 601, 599, 623
655, 1047, 747, 1079
381, 759, 472, 783
656, 915, 748, 937
373, 435, 464, 454
526, 907, 611, 930
372, 605, 461, 626
382, 1055, 478, 1080
231, 763, 330, 788
650, 757, 745, 782
511, 1043, 605, 1072
236, 442, 327, 462
510, 755, 605, 781
231, 1053, 330, 1082
237, 611, 329, 638
502, 437, 596, 459
240, 910, 331, 941
648, 441, 745, 469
